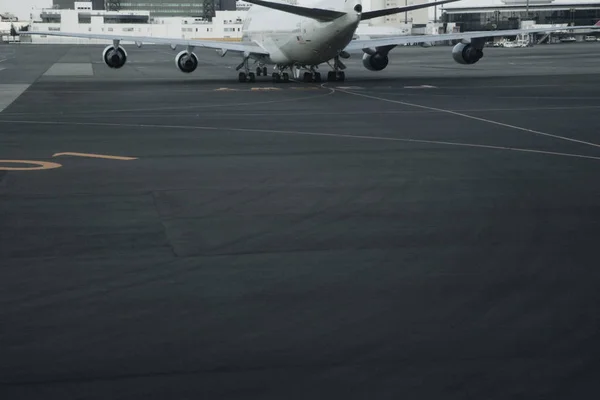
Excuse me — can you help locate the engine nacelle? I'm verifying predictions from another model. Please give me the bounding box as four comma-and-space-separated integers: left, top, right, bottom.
452, 43, 484, 65
362, 52, 389, 71
175, 51, 199, 73
102, 45, 127, 69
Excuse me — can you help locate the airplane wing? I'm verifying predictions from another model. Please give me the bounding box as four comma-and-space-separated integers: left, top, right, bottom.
241, 0, 346, 22
345, 25, 600, 51
18, 31, 269, 55
360, 0, 460, 21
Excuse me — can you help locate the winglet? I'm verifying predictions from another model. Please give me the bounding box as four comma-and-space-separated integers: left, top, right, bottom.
242, 0, 346, 22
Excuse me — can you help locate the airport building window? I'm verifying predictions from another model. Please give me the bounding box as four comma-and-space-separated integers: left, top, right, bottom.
444, 6, 600, 31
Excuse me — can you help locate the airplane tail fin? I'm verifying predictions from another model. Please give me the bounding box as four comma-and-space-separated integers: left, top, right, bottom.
595, 20, 600, 26
242, 0, 347, 22
361, 0, 460, 21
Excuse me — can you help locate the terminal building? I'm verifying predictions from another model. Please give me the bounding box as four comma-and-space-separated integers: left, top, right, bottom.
52, 0, 238, 17
443, 0, 600, 31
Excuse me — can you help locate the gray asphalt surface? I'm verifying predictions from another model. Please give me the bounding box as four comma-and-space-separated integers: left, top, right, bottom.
1, 43, 600, 399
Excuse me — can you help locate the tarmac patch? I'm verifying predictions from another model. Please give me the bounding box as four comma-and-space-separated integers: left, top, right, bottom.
0, 84, 31, 113
44, 63, 94, 77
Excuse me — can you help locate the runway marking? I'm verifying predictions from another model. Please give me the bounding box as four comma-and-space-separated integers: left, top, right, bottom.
250, 87, 281, 91
404, 85, 437, 89
214, 88, 240, 91
0, 88, 336, 116
335, 86, 364, 90
3, 119, 600, 162
0, 160, 62, 171
52, 152, 138, 161
289, 87, 320, 90
332, 88, 600, 150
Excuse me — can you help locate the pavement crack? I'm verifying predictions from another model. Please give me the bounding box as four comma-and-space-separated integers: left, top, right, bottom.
150, 191, 179, 257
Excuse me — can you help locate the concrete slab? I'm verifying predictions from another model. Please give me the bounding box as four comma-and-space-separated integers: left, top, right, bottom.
0, 84, 30, 112
43, 63, 94, 76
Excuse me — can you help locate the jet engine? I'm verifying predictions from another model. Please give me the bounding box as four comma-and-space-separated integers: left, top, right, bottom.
175, 51, 199, 73
362, 52, 389, 71
452, 43, 483, 65
102, 45, 127, 69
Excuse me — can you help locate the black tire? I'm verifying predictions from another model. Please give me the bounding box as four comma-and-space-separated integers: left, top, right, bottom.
282, 73, 289, 82
303, 72, 312, 82
314, 72, 321, 83
248, 72, 256, 83
327, 71, 336, 81
256, 67, 262, 76
272, 72, 281, 83
238, 72, 246, 83
337, 71, 345, 82
263, 67, 268, 76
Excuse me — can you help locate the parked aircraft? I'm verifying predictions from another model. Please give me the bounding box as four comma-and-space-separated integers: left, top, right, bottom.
19, 0, 600, 83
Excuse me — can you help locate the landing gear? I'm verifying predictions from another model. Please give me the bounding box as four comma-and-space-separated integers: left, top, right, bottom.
326, 56, 347, 82
256, 66, 262, 76
300, 66, 322, 83
271, 70, 290, 83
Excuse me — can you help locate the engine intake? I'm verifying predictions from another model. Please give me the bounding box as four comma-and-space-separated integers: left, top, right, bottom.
102, 45, 127, 69
362, 52, 389, 71
176, 51, 199, 73
452, 43, 483, 65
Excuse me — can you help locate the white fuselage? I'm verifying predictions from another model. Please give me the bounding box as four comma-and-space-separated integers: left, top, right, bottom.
242, 0, 362, 65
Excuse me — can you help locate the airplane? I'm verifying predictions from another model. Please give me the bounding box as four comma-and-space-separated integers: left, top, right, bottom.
19, 0, 600, 83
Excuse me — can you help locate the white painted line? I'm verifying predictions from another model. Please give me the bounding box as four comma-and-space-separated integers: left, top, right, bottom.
404, 85, 437, 89
2, 119, 599, 162
334, 88, 600, 150
0, 84, 31, 113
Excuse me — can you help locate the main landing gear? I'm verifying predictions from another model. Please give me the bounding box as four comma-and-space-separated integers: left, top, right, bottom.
236, 56, 256, 83
326, 56, 346, 82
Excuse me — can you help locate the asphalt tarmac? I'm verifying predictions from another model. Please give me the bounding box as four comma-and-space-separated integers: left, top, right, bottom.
1, 43, 600, 399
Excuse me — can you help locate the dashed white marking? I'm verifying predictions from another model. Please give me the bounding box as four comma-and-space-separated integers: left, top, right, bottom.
250, 87, 281, 91
214, 88, 239, 91
0, 84, 30, 113
404, 85, 438, 89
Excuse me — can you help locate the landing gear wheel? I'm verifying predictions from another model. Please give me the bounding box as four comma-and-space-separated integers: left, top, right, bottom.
336, 71, 345, 82
263, 67, 268, 76
327, 71, 336, 81
303, 72, 312, 83
256, 67, 262, 76
314, 72, 322, 83
238, 72, 247, 83
248, 72, 256, 83
282, 73, 289, 82
272, 72, 281, 83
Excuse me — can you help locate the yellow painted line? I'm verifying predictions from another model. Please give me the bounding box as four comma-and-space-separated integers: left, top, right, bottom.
52, 152, 138, 161
0, 160, 62, 171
